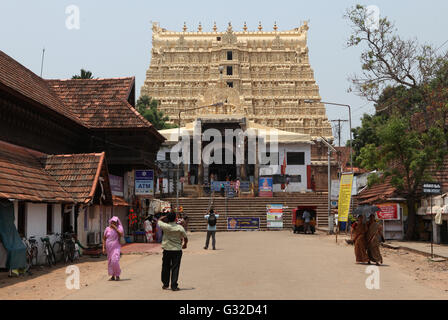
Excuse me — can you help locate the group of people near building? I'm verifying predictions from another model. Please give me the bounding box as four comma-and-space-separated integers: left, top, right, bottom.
350, 213, 384, 265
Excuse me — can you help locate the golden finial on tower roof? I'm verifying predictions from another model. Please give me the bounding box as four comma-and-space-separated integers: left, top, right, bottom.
213, 21, 217, 32
243, 21, 248, 32
273, 21, 278, 31
198, 22, 202, 32
258, 21, 262, 31
183, 22, 187, 32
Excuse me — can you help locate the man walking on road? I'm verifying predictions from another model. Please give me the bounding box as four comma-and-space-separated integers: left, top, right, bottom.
204, 208, 219, 250
158, 211, 188, 291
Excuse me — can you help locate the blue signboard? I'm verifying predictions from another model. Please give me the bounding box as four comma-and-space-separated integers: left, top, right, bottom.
135, 170, 154, 195
227, 217, 260, 230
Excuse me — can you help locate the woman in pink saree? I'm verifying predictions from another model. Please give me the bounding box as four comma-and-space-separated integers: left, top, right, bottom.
102, 216, 124, 281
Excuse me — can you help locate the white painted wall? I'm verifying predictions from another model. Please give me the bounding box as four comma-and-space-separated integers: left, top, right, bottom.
26, 203, 47, 239
53, 204, 62, 234
157, 146, 174, 161
260, 143, 311, 192
24, 203, 65, 265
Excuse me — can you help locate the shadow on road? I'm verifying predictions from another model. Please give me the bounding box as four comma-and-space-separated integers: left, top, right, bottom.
0, 255, 108, 290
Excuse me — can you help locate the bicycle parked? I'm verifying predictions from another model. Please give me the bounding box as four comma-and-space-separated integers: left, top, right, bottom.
53, 232, 77, 263
40, 236, 56, 267
22, 236, 38, 272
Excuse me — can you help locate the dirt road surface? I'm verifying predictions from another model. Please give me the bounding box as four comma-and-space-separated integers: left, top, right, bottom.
1, 231, 448, 300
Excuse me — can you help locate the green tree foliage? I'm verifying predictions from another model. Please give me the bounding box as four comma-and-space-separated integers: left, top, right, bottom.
136, 95, 177, 130
72, 69, 93, 79
345, 4, 448, 239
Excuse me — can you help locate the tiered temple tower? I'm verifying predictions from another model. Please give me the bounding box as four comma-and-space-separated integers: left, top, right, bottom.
141, 21, 333, 139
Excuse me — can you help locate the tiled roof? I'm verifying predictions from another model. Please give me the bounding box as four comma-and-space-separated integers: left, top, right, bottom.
356, 177, 399, 204
41, 152, 107, 204
0, 140, 73, 202
0, 50, 162, 135
0, 50, 82, 125
112, 195, 130, 207
0, 140, 112, 203
46, 78, 154, 129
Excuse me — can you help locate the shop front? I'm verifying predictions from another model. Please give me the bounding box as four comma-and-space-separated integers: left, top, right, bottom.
417, 194, 448, 244
376, 203, 406, 240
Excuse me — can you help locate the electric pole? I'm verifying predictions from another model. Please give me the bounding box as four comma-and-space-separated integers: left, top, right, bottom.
330, 119, 348, 147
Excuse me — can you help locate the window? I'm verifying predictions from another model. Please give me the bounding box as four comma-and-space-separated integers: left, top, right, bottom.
287, 152, 305, 165
226, 66, 233, 76
46, 204, 53, 234
227, 51, 233, 60
273, 175, 301, 184
289, 175, 302, 183
165, 152, 171, 161
18, 202, 26, 237
216, 36, 221, 41
227, 81, 233, 88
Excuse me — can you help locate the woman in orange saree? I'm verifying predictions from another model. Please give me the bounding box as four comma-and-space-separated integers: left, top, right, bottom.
351, 215, 369, 263
366, 214, 383, 265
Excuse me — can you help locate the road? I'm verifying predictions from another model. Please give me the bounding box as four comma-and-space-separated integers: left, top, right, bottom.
61, 231, 447, 300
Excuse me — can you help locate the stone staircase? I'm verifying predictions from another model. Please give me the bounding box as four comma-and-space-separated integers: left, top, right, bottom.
165, 194, 331, 232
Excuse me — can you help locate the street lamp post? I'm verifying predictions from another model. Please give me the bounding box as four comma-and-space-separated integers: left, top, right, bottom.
304, 100, 353, 172
304, 100, 353, 234
175, 102, 225, 212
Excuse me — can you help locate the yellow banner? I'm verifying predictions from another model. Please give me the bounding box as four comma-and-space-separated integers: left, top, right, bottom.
337, 173, 354, 222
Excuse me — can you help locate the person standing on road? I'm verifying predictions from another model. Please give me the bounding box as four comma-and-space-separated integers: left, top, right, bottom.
158, 211, 188, 291
366, 213, 383, 265
204, 209, 219, 250
302, 210, 311, 234
103, 216, 124, 281
351, 214, 369, 264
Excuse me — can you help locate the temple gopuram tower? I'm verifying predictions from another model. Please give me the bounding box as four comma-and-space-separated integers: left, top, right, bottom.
141, 21, 333, 139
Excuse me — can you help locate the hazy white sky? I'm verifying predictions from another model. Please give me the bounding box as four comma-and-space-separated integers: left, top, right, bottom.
1, 0, 447, 143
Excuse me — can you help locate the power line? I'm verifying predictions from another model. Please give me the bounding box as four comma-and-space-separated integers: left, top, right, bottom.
330, 119, 349, 147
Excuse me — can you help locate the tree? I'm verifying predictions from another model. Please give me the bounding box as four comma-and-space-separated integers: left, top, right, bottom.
358, 115, 445, 239
72, 69, 94, 79
345, 4, 448, 239
136, 95, 177, 130
345, 4, 446, 105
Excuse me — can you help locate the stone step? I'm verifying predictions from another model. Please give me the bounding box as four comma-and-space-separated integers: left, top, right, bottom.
164, 195, 333, 231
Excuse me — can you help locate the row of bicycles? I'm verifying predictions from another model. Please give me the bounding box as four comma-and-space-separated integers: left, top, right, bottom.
22, 232, 79, 272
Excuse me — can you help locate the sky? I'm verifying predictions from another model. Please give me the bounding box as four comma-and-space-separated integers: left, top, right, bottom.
1, 0, 447, 144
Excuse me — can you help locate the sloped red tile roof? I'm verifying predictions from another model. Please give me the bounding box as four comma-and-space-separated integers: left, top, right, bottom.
46, 78, 154, 129
0, 50, 164, 140
0, 140, 73, 202
0, 139, 112, 203
356, 176, 399, 204
112, 195, 130, 207
41, 152, 107, 204
0, 50, 82, 125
